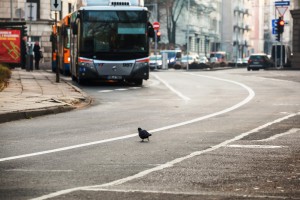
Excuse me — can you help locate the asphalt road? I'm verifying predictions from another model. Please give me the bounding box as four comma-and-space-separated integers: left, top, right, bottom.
0, 69, 299, 200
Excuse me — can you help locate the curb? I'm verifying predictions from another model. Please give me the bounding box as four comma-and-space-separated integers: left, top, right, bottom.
0, 105, 74, 124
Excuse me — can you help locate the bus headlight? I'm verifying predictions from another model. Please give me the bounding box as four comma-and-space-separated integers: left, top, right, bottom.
78, 57, 95, 70
135, 57, 149, 68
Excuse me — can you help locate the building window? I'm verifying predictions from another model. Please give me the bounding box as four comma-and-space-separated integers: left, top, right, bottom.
68, 3, 72, 13
27, 0, 40, 19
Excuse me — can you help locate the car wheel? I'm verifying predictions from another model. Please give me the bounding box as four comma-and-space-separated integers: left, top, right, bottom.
247, 67, 251, 71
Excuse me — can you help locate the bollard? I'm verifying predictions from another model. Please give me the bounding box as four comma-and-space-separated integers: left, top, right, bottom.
26, 55, 33, 71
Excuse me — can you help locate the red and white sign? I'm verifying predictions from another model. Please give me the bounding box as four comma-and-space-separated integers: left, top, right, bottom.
276, 6, 288, 17
153, 21, 160, 31
0, 29, 21, 64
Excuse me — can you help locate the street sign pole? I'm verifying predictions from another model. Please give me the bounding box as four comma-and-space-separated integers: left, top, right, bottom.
55, 11, 59, 83
51, 0, 62, 82
153, 21, 160, 69
274, 0, 289, 69
187, 0, 190, 71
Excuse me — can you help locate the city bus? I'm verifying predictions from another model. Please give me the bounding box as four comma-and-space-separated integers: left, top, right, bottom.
69, 0, 154, 85
51, 14, 71, 75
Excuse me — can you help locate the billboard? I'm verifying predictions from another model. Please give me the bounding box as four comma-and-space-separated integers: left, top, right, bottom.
0, 29, 21, 64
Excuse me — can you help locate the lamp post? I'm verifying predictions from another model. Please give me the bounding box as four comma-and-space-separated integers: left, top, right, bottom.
186, 0, 190, 71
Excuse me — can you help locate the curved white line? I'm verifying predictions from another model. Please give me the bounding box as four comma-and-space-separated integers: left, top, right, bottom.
28, 74, 258, 200
0, 74, 254, 163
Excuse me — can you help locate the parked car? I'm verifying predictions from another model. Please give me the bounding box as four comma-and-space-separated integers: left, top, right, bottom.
199, 56, 209, 68
149, 55, 162, 70
242, 57, 249, 66
199, 56, 209, 64
180, 55, 199, 69
247, 53, 274, 71
237, 58, 243, 66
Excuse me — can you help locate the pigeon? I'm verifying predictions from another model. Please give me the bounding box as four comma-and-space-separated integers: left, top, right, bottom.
138, 127, 152, 142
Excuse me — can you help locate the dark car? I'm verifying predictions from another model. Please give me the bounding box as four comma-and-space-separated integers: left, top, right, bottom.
247, 53, 274, 71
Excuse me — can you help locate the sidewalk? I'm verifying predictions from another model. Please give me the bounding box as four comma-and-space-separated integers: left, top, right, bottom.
0, 67, 91, 124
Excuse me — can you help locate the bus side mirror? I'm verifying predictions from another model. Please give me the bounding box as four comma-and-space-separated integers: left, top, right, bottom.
148, 27, 154, 38
147, 22, 154, 38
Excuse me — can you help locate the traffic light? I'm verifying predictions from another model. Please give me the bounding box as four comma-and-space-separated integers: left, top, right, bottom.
156, 31, 161, 42
277, 17, 284, 34
276, 32, 281, 41
21, 25, 28, 36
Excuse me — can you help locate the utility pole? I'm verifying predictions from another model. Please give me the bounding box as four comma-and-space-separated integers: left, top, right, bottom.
186, 0, 190, 71
10, 0, 13, 21
51, 0, 62, 82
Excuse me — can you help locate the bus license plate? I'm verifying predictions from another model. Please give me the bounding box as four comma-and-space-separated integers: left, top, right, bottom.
108, 75, 122, 80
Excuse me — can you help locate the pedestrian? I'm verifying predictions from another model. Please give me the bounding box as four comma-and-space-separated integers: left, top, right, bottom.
33, 41, 41, 70
21, 36, 27, 69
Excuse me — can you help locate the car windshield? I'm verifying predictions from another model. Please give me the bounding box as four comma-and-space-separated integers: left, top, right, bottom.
150, 56, 162, 61
250, 55, 265, 60
182, 56, 193, 60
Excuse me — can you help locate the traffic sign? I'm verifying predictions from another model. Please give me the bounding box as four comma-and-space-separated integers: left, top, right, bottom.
276, 6, 288, 17
153, 21, 160, 31
275, 1, 290, 6
25, 3, 37, 21
272, 19, 278, 35
51, 0, 62, 11
272, 19, 278, 28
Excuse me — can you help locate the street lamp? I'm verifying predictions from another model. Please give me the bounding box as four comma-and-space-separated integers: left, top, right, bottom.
187, 0, 190, 71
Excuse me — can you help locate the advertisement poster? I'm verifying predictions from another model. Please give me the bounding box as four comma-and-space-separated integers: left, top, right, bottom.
0, 29, 21, 64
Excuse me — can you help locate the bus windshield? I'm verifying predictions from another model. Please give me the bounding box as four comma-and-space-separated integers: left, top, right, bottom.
81, 11, 148, 53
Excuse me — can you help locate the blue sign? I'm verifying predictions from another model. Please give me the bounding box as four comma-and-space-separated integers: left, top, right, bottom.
272, 19, 278, 35
275, 1, 290, 6
272, 19, 278, 28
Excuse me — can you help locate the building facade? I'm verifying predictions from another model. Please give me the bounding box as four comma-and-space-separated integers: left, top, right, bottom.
221, 0, 252, 61
149, 0, 222, 57
291, 0, 300, 68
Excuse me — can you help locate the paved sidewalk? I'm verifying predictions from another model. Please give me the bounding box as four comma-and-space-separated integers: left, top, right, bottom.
0, 68, 90, 123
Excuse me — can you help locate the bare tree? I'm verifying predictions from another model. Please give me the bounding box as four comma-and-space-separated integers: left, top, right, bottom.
163, 0, 185, 45
145, 0, 185, 46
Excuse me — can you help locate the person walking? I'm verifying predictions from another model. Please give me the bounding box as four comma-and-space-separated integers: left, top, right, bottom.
33, 41, 41, 70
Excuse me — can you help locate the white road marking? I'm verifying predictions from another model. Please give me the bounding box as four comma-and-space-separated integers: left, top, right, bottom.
115, 88, 128, 91
0, 74, 254, 162
151, 73, 191, 101
30, 112, 300, 200
99, 90, 113, 93
97, 79, 159, 93
226, 144, 284, 149
258, 128, 300, 142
